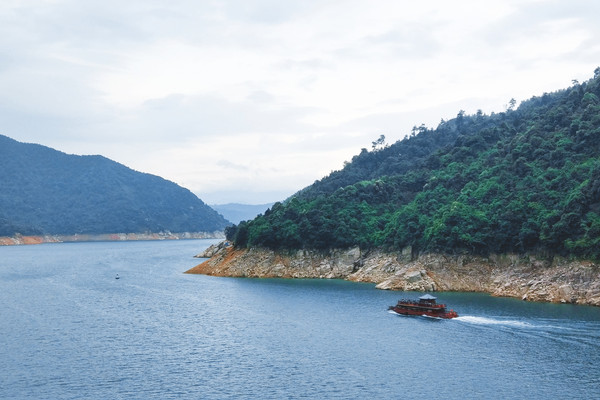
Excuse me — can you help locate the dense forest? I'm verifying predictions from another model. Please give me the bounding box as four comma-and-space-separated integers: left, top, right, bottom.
226, 69, 600, 260
0, 135, 230, 235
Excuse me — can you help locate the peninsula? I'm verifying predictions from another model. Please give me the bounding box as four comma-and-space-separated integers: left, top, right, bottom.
189, 70, 600, 306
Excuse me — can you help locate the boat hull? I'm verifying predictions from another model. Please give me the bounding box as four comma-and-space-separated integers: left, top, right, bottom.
388, 305, 458, 319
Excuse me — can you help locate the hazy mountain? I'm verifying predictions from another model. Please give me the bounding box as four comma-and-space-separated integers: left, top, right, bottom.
211, 203, 274, 225
0, 135, 230, 236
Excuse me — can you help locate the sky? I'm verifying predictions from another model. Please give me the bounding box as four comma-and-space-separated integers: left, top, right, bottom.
1, 0, 599, 204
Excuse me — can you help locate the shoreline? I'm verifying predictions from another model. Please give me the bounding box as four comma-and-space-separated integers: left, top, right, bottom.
0, 231, 224, 246
187, 242, 600, 307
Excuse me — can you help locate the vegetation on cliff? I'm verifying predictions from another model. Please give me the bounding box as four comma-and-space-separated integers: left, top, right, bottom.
226, 69, 600, 260
0, 135, 230, 235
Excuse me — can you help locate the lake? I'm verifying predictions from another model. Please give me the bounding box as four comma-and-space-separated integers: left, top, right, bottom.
1, 239, 599, 399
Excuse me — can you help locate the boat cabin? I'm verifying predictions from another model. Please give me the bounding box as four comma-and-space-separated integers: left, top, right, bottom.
418, 294, 437, 305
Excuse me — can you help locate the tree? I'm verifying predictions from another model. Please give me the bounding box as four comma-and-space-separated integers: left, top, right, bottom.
371, 134, 386, 151
507, 98, 517, 111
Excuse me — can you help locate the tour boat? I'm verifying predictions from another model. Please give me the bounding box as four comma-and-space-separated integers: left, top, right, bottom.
388, 294, 458, 319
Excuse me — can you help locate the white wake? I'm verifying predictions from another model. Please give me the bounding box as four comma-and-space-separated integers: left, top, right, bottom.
455, 315, 534, 329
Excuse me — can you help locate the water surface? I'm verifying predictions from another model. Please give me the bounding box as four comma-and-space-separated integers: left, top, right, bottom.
1, 240, 599, 399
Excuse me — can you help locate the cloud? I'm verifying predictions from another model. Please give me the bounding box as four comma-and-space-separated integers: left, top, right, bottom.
123, 92, 320, 141
217, 160, 247, 171
362, 26, 441, 60
1, 0, 599, 204
220, 0, 319, 25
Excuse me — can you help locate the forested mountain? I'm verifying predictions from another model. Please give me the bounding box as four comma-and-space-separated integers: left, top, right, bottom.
227, 69, 600, 260
0, 135, 230, 236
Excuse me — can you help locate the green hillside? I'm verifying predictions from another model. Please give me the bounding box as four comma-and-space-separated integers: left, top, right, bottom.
0, 136, 230, 235
227, 68, 600, 260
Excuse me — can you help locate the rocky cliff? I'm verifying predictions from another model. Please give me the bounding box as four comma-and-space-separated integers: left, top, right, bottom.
186, 242, 600, 306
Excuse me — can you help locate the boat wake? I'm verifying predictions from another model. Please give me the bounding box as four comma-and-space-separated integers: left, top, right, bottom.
455, 315, 535, 329
455, 315, 600, 348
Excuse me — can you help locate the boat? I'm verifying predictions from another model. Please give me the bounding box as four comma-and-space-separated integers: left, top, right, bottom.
388, 294, 458, 319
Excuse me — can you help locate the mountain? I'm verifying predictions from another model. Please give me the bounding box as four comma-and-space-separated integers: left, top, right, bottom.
226, 68, 600, 260
210, 203, 275, 225
0, 135, 230, 236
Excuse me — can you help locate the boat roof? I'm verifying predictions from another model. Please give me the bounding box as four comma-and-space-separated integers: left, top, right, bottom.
419, 294, 437, 300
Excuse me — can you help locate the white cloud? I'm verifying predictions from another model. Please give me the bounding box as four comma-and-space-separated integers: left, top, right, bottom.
1, 0, 599, 204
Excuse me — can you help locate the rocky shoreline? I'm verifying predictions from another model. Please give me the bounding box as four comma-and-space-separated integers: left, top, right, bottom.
186, 242, 600, 306
0, 231, 224, 246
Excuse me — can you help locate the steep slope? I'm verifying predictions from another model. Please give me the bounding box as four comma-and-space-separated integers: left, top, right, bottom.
226, 69, 600, 260
0, 135, 230, 235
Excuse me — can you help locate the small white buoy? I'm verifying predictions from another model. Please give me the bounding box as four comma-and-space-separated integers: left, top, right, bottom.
115, 274, 120, 280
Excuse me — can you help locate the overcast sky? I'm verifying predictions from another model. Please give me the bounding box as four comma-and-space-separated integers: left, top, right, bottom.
1, 0, 599, 204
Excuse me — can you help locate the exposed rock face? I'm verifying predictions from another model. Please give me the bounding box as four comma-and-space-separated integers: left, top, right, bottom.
194, 240, 232, 258
187, 243, 600, 306
189, 243, 361, 279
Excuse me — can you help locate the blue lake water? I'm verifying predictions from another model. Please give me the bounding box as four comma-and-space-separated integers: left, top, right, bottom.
1, 239, 599, 399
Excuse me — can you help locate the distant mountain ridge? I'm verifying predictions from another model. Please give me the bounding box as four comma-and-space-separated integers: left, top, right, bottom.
210, 203, 274, 224
0, 135, 230, 236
